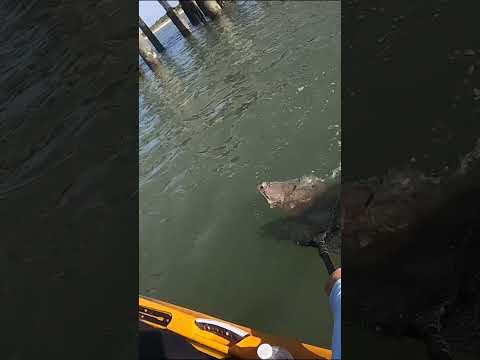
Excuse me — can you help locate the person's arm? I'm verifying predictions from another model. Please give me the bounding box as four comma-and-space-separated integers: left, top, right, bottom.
329, 279, 341, 359
325, 268, 341, 360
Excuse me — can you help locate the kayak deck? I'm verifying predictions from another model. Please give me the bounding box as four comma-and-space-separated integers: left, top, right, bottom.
139, 295, 332, 359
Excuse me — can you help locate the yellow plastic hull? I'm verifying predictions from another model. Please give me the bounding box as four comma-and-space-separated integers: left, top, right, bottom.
139, 295, 332, 359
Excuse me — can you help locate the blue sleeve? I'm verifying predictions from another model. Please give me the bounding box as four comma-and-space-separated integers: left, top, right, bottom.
329, 279, 341, 359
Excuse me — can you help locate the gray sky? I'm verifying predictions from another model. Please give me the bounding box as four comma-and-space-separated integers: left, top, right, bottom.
139, 1, 179, 26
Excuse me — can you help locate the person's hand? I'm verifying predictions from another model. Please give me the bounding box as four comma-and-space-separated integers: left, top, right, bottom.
324, 267, 341, 296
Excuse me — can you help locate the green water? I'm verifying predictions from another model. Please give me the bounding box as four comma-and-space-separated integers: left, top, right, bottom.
139, 1, 340, 348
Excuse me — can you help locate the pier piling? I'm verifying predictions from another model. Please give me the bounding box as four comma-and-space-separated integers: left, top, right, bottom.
157, 0, 191, 37
179, 0, 207, 26
139, 16, 165, 53
196, 0, 222, 20
139, 32, 162, 73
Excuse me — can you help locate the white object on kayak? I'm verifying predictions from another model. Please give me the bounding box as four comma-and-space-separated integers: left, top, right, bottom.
257, 343, 294, 359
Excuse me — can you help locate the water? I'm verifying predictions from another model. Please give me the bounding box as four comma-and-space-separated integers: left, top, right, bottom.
139, 1, 340, 348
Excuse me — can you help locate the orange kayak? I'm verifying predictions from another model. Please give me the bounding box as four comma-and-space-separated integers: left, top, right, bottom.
139, 295, 332, 359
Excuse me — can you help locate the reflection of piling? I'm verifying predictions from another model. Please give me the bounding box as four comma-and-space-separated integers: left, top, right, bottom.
196, 0, 222, 19
215, 12, 234, 34
216, 0, 226, 8
157, 0, 191, 37
179, 0, 207, 26
139, 31, 162, 73
139, 16, 164, 53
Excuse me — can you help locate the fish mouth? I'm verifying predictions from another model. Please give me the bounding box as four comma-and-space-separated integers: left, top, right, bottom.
257, 182, 275, 206
257, 181, 298, 208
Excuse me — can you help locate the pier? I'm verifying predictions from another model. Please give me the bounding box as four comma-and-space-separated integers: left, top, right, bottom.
139, 0, 226, 73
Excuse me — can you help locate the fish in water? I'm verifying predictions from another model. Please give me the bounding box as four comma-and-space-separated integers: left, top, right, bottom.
257, 138, 480, 262
256, 160, 473, 264
256, 140, 480, 358
257, 175, 340, 250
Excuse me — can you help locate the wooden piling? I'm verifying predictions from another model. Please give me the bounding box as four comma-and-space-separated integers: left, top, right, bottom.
157, 0, 191, 37
139, 16, 165, 53
139, 32, 162, 73
179, 0, 207, 26
196, 0, 222, 19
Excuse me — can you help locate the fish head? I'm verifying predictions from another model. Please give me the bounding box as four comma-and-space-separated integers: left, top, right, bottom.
257, 180, 299, 209
258, 176, 329, 215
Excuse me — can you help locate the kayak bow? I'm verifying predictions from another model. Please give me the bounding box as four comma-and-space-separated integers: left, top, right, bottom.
139, 295, 332, 359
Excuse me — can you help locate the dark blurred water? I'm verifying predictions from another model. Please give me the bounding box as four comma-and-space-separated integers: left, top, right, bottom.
139, 1, 340, 348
